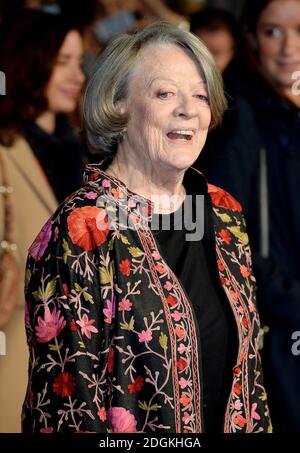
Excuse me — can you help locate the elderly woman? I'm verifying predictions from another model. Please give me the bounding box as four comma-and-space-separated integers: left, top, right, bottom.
22, 22, 271, 433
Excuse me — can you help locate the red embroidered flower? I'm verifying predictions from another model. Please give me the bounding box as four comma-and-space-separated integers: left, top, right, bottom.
240, 265, 250, 278
119, 259, 131, 277
98, 407, 107, 422
233, 382, 242, 395
177, 358, 188, 371
229, 289, 239, 301
208, 184, 242, 212
179, 394, 191, 407
175, 326, 186, 339
107, 347, 115, 373
234, 367, 241, 377
233, 414, 247, 428
217, 259, 225, 271
242, 317, 249, 328
70, 319, 77, 332
166, 295, 177, 307
220, 277, 230, 286
128, 376, 144, 394
53, 372, 75, 397
62, 283, 69, 296
219, 229, 232, 244
155, 263, 166, 274
67, 206, 110, 251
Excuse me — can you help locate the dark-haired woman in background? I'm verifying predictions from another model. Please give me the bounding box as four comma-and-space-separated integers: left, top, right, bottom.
0, 10, 85, 431
202, 0, 300, 432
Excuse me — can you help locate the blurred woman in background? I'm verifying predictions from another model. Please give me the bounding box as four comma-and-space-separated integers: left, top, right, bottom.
0, 9, 85, 431
204, 0, 300, 432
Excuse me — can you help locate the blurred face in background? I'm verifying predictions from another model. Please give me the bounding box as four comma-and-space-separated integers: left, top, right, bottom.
194, 27, 235, 73
256, 0, 300, 90
46, 30, 85, 113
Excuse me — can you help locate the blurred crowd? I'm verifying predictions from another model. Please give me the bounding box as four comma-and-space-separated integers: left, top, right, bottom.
0, 0, 300, 434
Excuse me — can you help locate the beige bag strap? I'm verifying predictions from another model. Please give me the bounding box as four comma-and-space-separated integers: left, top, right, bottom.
0, 151, 17, 251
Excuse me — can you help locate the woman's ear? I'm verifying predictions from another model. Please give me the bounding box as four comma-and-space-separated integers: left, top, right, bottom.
115, 100, 127, 115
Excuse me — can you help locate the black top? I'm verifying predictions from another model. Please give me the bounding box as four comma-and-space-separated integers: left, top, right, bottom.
151, 186, 237, 432
22, 115, 85, 203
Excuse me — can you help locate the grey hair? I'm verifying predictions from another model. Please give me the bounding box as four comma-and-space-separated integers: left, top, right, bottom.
83, 21, 227, 157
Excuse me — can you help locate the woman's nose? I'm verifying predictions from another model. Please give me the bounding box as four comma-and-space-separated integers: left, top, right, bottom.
173, 96, 197, 118
281, 30, 300, 57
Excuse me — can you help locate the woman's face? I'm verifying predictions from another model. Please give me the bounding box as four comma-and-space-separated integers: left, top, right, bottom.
46, 30, 85, 113
256, 0, 300, 89
121, 44, 211, 173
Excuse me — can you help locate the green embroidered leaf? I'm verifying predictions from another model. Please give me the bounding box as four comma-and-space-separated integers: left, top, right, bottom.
138, 401, 148, 411
32, 288, 43, 302
48, 340, 63, 351
83, 291, 94, 304
99, 267, 111, 285
74, 283, 83, 293
63, 253, 68, 264
128, 316, 135, 331
159, 332, 168, 350
44, 277, 57, 300
120, 234, 130, 245
128, 247, 144, 258
259, 392, 267, 401
228, 226, 249, 245
149, 404, 161, 411
62, 239, 70, 253
219, 213, 231, 223
108, 238, 114, 251
25, 269, 32, 287
120, 316, 135, 331
78, 341, 86, 348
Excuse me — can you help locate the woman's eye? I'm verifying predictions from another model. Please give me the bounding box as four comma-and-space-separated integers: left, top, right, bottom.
196, 94, 209, 103
263, 27, 281, 38
158, 92, 173, 99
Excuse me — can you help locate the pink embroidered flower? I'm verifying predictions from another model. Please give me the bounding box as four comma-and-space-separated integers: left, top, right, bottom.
171, 311, 182, 321
179, 377, 189, 389
103, 297, 115, 324
28, 217, 52, 261
35, 306, 66, 343
102, 179, 111, 188
118, 297, 132, 312
107, 407, 137, 433
152, 251, 160, 260
164, 281, 173, 291
234, 399, 243, 410
138, 329, 153, 343
182, 412, 191, 424
40, 427, 53, 433
85, 191, 98, 199
54, 226, 59, 241
248, 301, 255, 313
76, 314, 98, 339
251, 403, 261, 421
178, 343, 187, 354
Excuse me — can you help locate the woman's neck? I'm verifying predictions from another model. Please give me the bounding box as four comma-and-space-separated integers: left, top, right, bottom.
106, 149, 186, 214
35, 111, 56, 134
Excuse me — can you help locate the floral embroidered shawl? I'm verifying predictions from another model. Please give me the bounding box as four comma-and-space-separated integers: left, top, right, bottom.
22, 164, 272, 433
